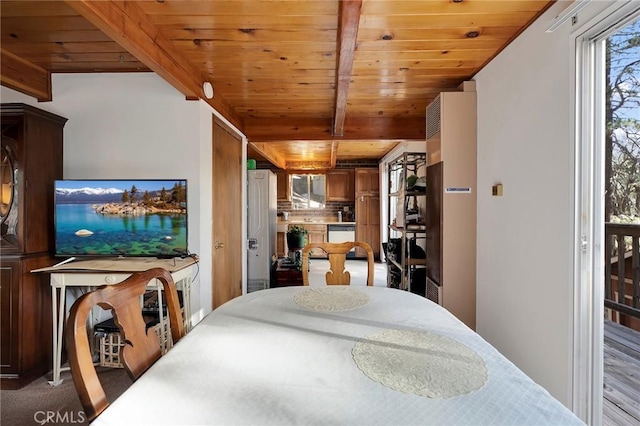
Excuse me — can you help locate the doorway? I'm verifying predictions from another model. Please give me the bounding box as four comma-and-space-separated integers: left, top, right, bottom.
576, 4, 640, 424
212, 116, 243, 308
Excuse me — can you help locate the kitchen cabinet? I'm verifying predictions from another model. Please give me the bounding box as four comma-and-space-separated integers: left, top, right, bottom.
276, 223, 288, 257
275, 170, 290, 201
1, 103, 66, 389
277, 222, 327, 258
277, 223, 326, 259
326, 169, 354, 201
304, 224, 327, 258
425, 82, 477, 330
276, 232, 286, 257
355, 168, 380, 258
355, 167, 379, 194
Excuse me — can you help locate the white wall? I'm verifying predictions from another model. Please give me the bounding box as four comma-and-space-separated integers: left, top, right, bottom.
0, 73, 231, 322
475, 0, 615, 408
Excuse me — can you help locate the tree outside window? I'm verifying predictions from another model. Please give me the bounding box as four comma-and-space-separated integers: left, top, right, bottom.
291, 174, 325, 209
606, 18, 640, 224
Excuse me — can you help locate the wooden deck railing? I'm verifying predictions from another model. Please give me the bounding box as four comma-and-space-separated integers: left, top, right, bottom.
604, 223, 640, 320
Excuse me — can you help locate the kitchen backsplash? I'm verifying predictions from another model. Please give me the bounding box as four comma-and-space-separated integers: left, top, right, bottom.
277, 201, 355, 221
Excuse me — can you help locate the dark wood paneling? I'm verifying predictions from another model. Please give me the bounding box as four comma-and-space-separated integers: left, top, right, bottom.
425, 162, 443, 285
0, 260, 18, 371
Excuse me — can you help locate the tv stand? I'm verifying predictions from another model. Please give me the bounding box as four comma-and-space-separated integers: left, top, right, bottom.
32, 256, 197, 386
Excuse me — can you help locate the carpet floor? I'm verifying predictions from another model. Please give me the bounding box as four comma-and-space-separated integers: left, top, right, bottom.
1, 367, 131, 426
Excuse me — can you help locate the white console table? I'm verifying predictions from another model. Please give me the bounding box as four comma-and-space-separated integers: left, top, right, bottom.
33, 257, 197, 386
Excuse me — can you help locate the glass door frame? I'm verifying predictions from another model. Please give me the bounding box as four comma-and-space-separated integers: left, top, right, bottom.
574, 2, 640, 423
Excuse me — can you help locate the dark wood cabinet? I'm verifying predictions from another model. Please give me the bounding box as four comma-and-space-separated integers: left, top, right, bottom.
356, 194, 380, 258
275, 170, 290, 201
274, 261, 303, 287
326, 169, 354, 201
276, 231, 286, 257
355, 168, 380, 258
355, 167, 379, 194
0, 103, 66, 389
304, 224, 327, 258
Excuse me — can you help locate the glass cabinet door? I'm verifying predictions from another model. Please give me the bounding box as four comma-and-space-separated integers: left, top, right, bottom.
0, 135, 19, 248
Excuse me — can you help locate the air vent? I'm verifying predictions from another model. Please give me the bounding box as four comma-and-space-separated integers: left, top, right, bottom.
426, 95, 441, 139
426, 277, 442, 305
248, 279, 268, 293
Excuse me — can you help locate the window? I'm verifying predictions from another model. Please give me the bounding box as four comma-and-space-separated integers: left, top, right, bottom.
605, 17, 640, 223
291, 174, 325, 209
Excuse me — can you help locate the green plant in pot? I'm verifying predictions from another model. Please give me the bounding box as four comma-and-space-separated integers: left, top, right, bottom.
286, 224, 308, 250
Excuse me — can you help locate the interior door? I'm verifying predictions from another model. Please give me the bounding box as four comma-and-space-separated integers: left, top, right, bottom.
212, 117, 243, 308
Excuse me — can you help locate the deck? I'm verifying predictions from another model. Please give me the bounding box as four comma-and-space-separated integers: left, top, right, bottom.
603, 320, 640, 426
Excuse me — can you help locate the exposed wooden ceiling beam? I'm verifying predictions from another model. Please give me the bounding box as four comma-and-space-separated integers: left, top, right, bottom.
64, 0, 243, 131
333, 0, 362, 137
249, 142, 287, 169
330, 141, 339, 168
246, 116, 425, 141
0, 48, 51, 101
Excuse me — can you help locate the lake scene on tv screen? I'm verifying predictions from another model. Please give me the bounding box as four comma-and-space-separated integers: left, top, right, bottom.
55, 180, 187, 257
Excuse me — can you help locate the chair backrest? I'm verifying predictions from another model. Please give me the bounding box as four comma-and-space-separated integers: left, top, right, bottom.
66, 267, 185, 421
301, 241, 374, 286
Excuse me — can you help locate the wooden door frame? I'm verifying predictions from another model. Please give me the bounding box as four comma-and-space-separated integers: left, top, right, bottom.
211, 115, 247, 308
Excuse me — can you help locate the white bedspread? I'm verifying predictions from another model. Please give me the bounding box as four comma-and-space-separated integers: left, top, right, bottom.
93, 286, 584, 425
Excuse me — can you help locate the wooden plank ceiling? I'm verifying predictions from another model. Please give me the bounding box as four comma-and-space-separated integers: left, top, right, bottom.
0, 0, 552, 170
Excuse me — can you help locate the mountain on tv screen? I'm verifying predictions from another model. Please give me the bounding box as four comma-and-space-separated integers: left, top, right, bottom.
54, 179, 188, 258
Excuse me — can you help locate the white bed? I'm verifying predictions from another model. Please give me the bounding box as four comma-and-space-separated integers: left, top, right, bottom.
93, 286, 584, 425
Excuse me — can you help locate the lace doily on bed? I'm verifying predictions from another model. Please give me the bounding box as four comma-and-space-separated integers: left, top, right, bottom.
352, 329, 487, 398
293, 287, 370, 311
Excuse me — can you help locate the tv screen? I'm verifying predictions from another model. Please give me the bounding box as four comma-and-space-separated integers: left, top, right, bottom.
54, 179, 188, 258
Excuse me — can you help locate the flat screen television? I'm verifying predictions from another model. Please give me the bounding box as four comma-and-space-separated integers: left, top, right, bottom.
54, 179, 188, 258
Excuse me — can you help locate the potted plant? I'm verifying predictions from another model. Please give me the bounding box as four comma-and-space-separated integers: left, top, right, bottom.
286, 224, 308, 250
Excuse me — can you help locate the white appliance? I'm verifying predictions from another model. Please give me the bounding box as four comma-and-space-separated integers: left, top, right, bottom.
327, 224, 356, 258
247, 170, 277, 293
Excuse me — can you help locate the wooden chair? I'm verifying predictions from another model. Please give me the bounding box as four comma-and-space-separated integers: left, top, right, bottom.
65, 268, 185, 421
301, 241, 375, 286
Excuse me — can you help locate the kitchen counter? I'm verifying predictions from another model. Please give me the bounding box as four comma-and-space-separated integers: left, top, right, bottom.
279, 220, 356, 225
276, 220, 358, 258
